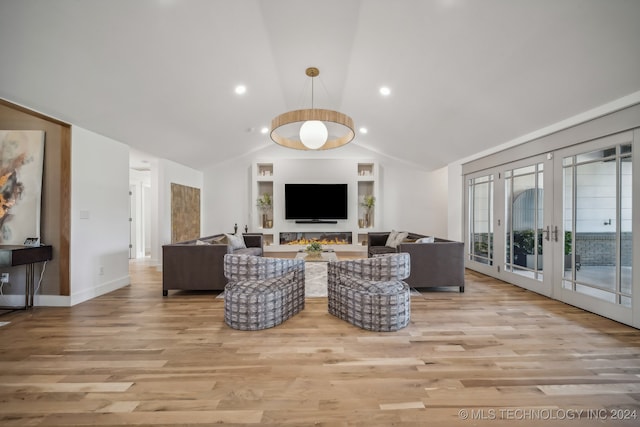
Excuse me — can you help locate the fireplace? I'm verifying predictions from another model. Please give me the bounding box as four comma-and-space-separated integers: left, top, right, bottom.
280, 232, 352, 246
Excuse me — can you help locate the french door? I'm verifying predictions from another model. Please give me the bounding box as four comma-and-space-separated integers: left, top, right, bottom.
466, 154, 554, 295
500, 155, 554, 296
552, 131, 633, 324
466, 131, 635, 326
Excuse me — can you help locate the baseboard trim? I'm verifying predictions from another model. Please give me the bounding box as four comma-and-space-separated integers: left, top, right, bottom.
69, 276, 130, 306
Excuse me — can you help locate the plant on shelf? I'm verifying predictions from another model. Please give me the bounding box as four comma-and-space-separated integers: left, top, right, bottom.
361, 194, 375, 210
360, 194, 375, 228
305, 241, 323, 258
256, 193, 272, 228
257, 193, 272, 211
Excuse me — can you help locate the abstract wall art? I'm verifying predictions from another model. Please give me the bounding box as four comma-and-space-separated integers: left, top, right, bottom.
0, 130, 45, 244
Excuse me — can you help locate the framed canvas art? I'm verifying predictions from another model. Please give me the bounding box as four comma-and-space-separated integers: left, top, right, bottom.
0, 130, 45, 244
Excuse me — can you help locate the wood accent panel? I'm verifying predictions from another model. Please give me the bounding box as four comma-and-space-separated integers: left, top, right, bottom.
0, 265, 638, 425
0, 98, 71, 296
170, 183, 200, 243
59, 125, 71, 295
0, 99, 70, 127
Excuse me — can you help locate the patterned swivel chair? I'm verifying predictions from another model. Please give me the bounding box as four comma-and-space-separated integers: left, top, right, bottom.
327, 253, 411, 331
223, 254, 305, 330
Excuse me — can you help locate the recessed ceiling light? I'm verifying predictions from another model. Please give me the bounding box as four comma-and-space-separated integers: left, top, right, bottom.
359, 127, 368, 134
379, 86, 391, 96
260, 127, 269, 134
235, 85, 247, 95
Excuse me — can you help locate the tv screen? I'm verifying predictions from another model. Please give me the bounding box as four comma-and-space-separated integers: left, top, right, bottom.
285, 184, 348, 220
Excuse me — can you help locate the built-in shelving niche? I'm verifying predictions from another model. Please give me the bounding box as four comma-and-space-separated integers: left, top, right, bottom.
252, 160, 378, 252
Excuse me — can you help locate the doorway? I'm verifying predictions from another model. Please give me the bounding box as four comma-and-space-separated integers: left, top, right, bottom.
465, 131, 635, 326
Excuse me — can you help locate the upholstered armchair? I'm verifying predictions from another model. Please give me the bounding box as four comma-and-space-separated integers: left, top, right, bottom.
223, 254, 305, 330
327, 253, 411, 331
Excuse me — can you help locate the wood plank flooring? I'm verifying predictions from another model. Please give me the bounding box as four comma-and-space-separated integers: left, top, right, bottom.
0, 261, 639, 426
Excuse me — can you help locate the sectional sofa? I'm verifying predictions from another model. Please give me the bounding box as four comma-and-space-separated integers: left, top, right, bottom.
367, 231, 465, 292
162, 233, 263, 295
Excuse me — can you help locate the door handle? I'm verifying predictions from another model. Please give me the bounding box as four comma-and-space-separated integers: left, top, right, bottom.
552, 226, 559, 242
543, 225, 550, 241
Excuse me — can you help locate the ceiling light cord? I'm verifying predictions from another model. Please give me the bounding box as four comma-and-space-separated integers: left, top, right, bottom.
310, 75, 314, 109
307, 66, 319, 110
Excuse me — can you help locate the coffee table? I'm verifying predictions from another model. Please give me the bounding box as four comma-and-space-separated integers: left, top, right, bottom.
294, 251, 337, 297
294, 250, 338, 262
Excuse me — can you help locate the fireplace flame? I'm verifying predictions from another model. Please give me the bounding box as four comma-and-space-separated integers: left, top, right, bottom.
284, 237, 350, 245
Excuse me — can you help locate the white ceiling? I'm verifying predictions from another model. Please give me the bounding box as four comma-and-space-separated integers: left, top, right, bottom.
1, 0, 640, 171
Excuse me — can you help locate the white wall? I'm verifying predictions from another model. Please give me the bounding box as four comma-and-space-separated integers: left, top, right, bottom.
380, 164, 448, 237
150, 158, 203, 266
447, 162, 464, 241
201, 159, 250, 236
69, 126, 130, 305
202, 142, 450, 239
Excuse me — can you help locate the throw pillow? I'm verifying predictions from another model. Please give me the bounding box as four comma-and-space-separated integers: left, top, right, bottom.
395, 231, 409, 246
385, 230, 399, 247
225, 233, 247, 250
212, 235, 227, 244
195, 240, 211, 246
416, 236, 435, 243
386, 230, 408, 248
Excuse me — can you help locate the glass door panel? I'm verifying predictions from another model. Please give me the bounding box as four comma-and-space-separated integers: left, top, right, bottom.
555, 132, 634, 324
500, 155, 553, 296
505, 163, 544, 280
621, 151, 632, 307
467, 175, 494, 265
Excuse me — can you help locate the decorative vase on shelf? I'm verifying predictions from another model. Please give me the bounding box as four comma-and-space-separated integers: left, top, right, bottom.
257, 193, 272, 229
360, 195, 375, 228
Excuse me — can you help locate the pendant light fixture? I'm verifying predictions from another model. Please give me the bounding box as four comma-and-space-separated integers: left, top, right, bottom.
270, 67, 355, 150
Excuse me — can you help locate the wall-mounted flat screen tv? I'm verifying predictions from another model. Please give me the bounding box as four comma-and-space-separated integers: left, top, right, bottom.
285, 184, 348, 220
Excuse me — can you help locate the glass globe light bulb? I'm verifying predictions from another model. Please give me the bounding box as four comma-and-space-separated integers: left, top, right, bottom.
299, 120, 328, 149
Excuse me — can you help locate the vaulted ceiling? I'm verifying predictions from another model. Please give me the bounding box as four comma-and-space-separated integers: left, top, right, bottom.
1, 0, 639, 171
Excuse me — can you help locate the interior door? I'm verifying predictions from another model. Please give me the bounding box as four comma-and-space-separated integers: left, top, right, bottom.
552, 131, 634, 325
129, 186, 136, 260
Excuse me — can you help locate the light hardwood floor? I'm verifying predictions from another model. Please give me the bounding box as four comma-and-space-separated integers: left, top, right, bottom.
0, 260, 639, 426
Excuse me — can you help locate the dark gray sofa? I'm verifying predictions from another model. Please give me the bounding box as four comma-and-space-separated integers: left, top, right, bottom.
162, 233, 263, 296
368, 231, 465, 292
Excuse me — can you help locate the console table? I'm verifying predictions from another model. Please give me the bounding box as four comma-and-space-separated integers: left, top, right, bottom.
0, 245, 53, 310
